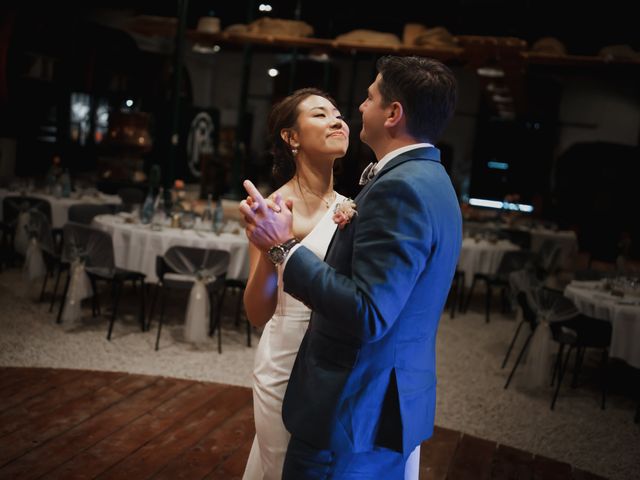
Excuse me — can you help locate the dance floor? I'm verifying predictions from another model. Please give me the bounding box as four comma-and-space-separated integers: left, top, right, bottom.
0, 367, 606, 479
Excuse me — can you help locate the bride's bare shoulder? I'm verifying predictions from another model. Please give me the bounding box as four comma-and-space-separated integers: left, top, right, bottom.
269, 182, 298, 202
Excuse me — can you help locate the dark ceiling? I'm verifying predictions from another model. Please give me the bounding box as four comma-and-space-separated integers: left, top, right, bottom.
11, 1, 637, 57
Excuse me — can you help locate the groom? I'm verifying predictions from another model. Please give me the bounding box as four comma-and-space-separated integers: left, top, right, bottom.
241, 55, 461, 478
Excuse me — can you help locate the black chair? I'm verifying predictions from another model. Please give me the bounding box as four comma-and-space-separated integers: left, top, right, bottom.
56, 222, 146, 339
148, 246, 229, 352
221, 278, 252, 347
1, 195, 55, 265
503, 286, 611, 410
68, 203, 118, 225
447, 270, 465, 319
534, 239, 562, 279
500, 228, 532, 250
463, 250, 535, 322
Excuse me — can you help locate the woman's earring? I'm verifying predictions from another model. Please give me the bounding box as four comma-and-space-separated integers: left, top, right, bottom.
291, 146, 298, 156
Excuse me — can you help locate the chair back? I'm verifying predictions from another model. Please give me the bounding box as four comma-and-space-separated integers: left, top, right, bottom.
500, 228, 532, 250
61, 222, 115, 270
24, 210, 55, 254
158, 246, 230, 282
496, 250, 535, 279
535, 240, 562, 277
68, 203, 116, 225
3, 195, 52, 226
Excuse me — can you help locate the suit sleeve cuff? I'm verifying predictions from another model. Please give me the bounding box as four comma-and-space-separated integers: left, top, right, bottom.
281, 243, 303, 272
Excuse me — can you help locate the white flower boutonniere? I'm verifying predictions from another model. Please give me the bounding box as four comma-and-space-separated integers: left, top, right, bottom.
332, 198, 357, 230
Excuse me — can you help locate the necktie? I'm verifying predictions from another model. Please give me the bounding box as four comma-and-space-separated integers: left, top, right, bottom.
358, 161, 378, 186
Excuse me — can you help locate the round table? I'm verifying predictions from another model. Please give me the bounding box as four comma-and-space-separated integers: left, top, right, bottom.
92, 214, 250, 282
457, 237, 520, 287
0, 189, 121, 229
564, 280, 640, 368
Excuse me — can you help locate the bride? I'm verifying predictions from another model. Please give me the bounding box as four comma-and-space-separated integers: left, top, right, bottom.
242, 88, 349, 480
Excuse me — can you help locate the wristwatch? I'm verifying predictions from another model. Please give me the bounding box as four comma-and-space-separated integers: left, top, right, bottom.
267, 238, 299, 266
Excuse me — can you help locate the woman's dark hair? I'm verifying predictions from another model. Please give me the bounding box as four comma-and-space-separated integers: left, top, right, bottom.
375, 55, 457, 142
268, 87, 338, 184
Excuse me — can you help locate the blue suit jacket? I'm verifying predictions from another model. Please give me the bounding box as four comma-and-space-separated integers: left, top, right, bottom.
282, 147, 462, 455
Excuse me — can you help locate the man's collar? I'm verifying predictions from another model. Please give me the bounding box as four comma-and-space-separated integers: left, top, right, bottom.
374, 143, 434, 175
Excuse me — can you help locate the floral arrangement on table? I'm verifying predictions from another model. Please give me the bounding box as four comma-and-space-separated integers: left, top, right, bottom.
332, 198, 357, 230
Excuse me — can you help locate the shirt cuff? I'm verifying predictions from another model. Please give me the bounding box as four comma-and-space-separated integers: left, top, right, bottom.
281, 243, 303, 272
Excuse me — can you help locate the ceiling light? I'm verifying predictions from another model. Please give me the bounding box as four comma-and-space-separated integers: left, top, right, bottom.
268, 68, 279, 77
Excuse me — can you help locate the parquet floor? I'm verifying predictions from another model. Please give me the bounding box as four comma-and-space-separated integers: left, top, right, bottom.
0, 367, 606, 479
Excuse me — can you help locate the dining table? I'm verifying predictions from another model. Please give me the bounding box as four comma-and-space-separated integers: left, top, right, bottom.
92, 214, 250, 283
564, 279, 640, 368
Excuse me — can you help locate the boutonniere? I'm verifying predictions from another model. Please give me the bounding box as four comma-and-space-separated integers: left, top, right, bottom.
332, 198, 357, 230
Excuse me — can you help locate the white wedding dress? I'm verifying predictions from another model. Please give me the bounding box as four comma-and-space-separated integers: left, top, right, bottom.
242, 193, 419, 480
242, 194, 344, 480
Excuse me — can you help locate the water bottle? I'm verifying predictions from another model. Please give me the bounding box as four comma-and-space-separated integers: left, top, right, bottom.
213, 198, 224, 234
141, 188, 155, 224
151, 187, 166, 228
60, 169, 72, 198
201, 194, 214, 231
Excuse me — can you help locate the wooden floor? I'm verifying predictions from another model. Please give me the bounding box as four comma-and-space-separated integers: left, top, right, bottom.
0, 367, 606, 480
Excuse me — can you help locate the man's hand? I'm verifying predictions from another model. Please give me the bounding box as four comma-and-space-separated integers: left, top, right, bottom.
239, 180, 294, 252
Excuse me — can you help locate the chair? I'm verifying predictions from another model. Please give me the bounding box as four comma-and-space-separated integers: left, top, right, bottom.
221, 278, 252, 347
148, 246, 229, 352
463, 250, 535, 322
1, 196, 54, 265
56, 222, 146, 339
534, 239, 562, 279
68, 203, 117, 225
447, 270, 465, 319
499, 228, 532, 250
503, 284, 611, 410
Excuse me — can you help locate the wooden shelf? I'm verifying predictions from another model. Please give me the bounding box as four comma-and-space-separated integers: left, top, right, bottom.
126, 16, 640, 71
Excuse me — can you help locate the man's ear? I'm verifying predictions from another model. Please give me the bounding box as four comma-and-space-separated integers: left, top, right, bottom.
384, 101, 404, 128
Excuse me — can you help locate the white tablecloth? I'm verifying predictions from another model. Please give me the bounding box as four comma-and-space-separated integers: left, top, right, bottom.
564, 281, 640, 368
0, 189, 121, 229
457, 238, 520, 287
92, 214, 249, 282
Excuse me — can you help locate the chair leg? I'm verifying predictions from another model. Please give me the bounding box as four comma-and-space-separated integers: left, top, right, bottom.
551, 343, 564, 387
56, 273, 72, 324
137, 278, 146, 332
571, 346, 585, 388
49, 266, 64, 313
155, 287, 167, 351
216, 291, 224, 354
502, 321, 525, 369
448, 275, 458, 319
147, 283, 160, 331
551, 345, 574, 410
463, 277, 477, 313
106, 281, 122, 341
39, 268, 50, 302
504, 329, 535, 389
600, 349, 608, 410
90, 276, 99, 318
485, 284, 492, 323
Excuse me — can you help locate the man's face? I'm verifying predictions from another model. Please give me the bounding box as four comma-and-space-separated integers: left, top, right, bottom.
358, 74, 388, 150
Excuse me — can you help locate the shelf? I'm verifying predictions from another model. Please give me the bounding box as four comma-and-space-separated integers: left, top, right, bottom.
125, 16, 640, 71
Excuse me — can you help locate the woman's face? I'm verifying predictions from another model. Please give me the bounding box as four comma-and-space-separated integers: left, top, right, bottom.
287, 95, 349, 160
